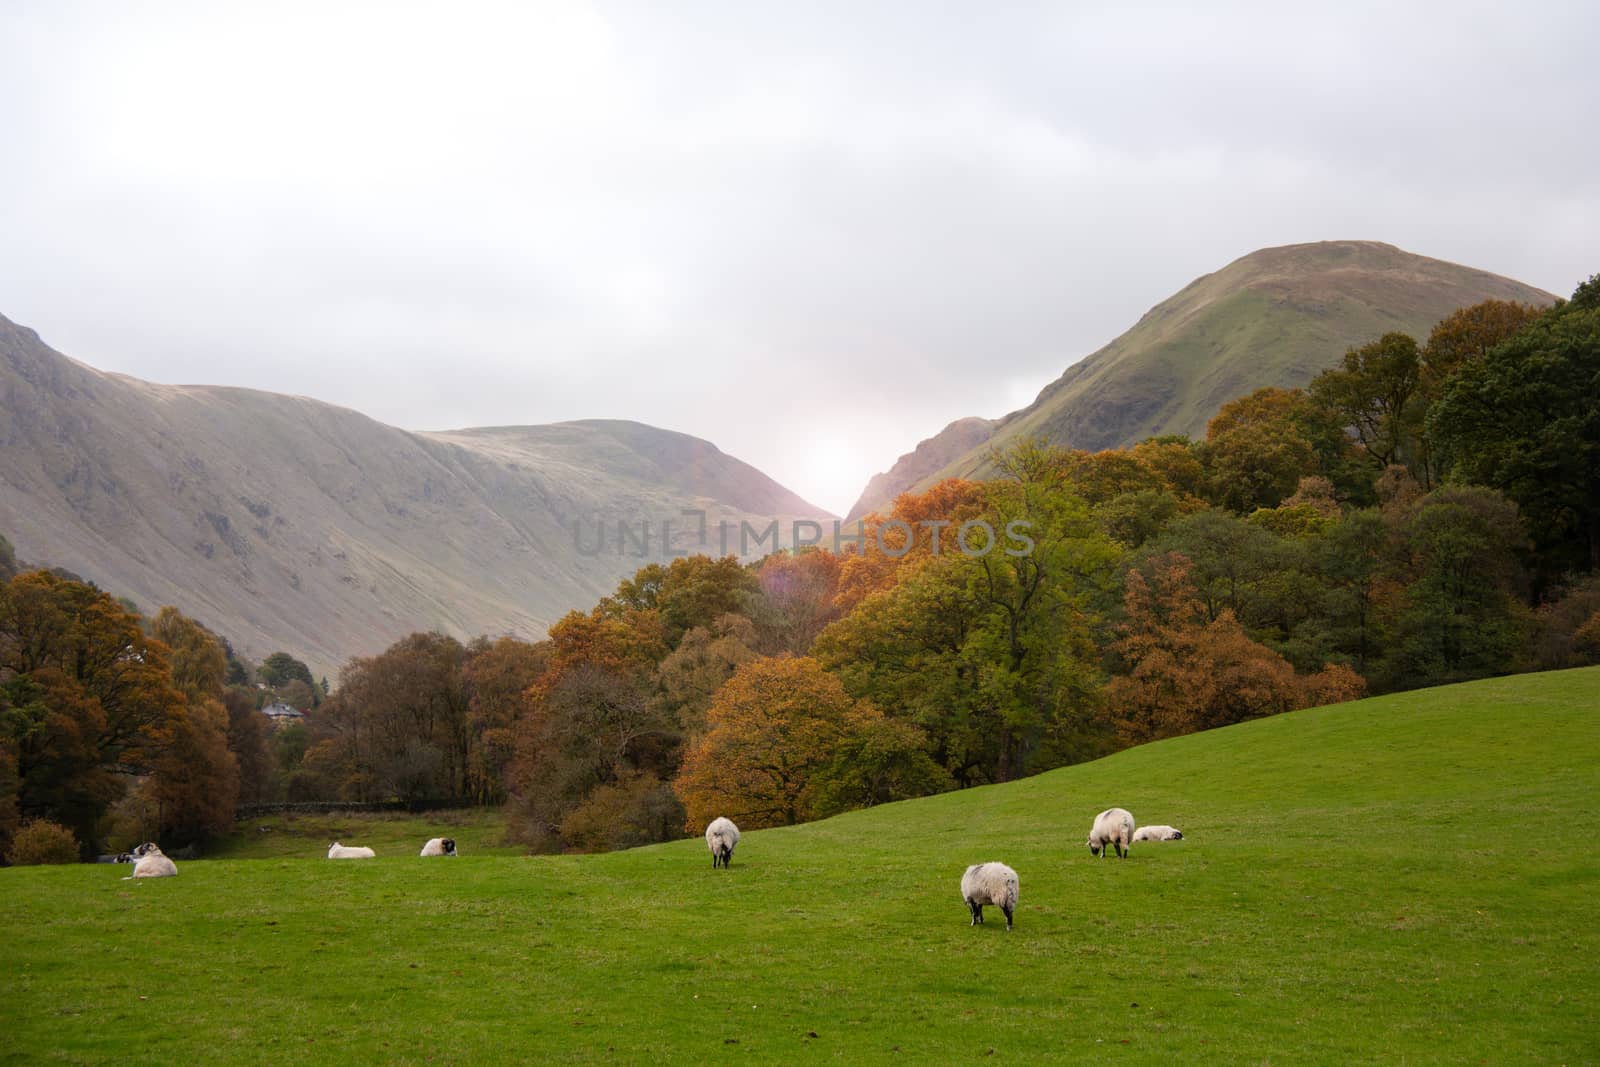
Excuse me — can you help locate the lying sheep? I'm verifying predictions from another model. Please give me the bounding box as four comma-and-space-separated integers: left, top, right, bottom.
705, 817, 739, 869
1132, 824, 1183, 842
419, 837, 457, 857
327, 842, 376, 859
122, 842, 177, 879
960, 862, 1020, 931
1087, 807, 1136, 859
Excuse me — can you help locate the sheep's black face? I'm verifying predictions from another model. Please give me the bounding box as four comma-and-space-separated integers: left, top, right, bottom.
1088, 842, 1101, 857
442, 839, 456, 855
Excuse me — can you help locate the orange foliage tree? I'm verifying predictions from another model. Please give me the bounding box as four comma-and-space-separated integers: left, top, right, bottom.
0, 571, 189, 852
833, 479, 987, 614
1106, 553, 1365, 744
145, 607, 240, 843
460, 636, 549, 804
674, 656, 944, 829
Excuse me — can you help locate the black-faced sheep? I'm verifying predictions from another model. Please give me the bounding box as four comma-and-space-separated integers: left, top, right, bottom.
1088, 807, 1135, 858
960, 863, 1020, 930
705, 817, 739, 868
327, 842, 376, 859
122, 842, 177, 879
1132, 824, 1183, 842
419, 837, 457, 857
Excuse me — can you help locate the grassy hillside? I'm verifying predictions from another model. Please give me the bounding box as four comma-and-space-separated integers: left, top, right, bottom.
852, 241, 1556, 514
4, 668, 1597, 1064
210, 808, 521, 861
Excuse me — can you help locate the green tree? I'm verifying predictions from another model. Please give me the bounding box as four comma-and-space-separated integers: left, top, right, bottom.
1309, 333, 1422, 472
1429, 289, 1600, 575
815, 446, 1118, 785
258, 651, 314, 689
1408, 300, 1547, 487
1381, 487, 1531, 688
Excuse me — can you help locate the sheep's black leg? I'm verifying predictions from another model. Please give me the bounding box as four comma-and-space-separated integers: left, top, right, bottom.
967, 899, 982, 925
1002, 905, 1013, 931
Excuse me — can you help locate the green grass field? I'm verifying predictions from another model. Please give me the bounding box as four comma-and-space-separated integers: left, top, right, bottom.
211, 807, 522, 862
5, 668, 1598, 1064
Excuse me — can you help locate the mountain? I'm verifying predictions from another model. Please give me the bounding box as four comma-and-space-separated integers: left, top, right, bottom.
848, 241, 1557, 518
0, 314, 832, 677
844, 417, 996, 523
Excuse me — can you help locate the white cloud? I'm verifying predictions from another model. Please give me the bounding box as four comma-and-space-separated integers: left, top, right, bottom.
1, 1, 1596, 516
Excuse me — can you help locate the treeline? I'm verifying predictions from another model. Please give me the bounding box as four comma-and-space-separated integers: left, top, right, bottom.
262, 275, 1598, 851
6, 277, 1594, 857
0, 536, 341, 860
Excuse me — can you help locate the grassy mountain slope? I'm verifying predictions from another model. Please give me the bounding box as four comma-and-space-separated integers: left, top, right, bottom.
0, 315, 831, 676
5, 667, 1596, 1063
853, 241, 1556, 514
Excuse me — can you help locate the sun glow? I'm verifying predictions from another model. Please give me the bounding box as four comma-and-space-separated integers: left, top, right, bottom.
798, 438, 870, 518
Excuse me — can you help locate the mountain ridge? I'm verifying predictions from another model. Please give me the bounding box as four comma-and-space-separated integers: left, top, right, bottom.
848, 240, 1557, 517
0, 314, 832, 677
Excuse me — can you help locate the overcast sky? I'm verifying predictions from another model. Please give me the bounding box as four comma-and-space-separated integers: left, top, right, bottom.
2, 2, 1596, 515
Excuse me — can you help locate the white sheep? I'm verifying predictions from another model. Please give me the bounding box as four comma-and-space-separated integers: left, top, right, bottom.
1087, 807, 1136, 859
327, 842, 376, 859
1132, 824, 1183, 842
960, 862, 1020, 930
419, 837, 457, 857
122, 842, 177, 879
705, 817, 739, 869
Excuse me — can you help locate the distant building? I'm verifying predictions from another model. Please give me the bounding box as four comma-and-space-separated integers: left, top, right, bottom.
261, 702, 306, 727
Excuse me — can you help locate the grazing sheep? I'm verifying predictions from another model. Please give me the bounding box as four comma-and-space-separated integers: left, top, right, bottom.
1132, 825, 1184, 842
327, 842, 376, 859
419, 837, 457, 857
1087, 807, 1136, 859
960, 863, 1020, 931
705, 817, 739, 869
122, 842, 177, 879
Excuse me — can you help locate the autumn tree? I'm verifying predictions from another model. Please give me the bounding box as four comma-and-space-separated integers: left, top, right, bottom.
832, 479, 987, 614
508, 597, 675, 851
600, 555, 759, 644
654, 613, 758, 735
1106, 554, 1364, 744
674, 656, 944, 830
1199, 388, 1325, 512
145, 608, 240, 843
1422, 299, 1546, 384
224, 688, 274, 806
335, 632, 471, 806
510, 663, 678, 851
460, 636, 548, 804
0, 571, 186, 852
747, 549, 844, 654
